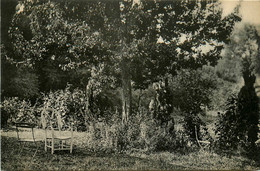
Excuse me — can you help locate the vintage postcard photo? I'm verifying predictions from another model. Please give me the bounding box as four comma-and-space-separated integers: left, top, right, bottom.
1, 0, 260, 170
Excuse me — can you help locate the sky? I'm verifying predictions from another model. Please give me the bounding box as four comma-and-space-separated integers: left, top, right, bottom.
156, 0, 260, 44
134, 0, 260, 25
221, 0, 260, 32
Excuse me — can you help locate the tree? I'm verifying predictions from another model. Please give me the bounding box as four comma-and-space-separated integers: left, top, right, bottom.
7, 0, 240, 127
216, 24, 260, 151
6, 0, 103, 92
170, 67, 217, 140
138, 1, 240, 134
1, 44, 40, 99
113, 0, 240, 125
230, 24, 259, 149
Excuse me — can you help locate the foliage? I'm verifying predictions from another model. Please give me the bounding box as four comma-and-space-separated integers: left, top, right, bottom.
211, 78, 243, 110
215, 23, 260, 154
1, 0, 250, 158
40, 84, 120, 131
148, 80, 174, 126
41, 85, 89, 130
82, 66, 218, 151
3, 0, 102, 95
237, 79, 259, 151
139, 119, 178, 152
1, 37, 90, 99
9, 67, 40, 99
8, 0, 104, 70
215, 95, 242, 151
0, 97, 38, 126
170, 68, 216, 141
79, 107, 191, 153
5, 0, 241, 125
215, 89, 259, 153
215, 46, 242, 84
213, 36, 244, 110
1, 45, 40, 99
232, 24, 260, 75
211, 24, 260, 111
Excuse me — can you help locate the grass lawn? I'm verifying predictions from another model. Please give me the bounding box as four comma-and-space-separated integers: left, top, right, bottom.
1, 136, 184, 170
1, 130, 259, 170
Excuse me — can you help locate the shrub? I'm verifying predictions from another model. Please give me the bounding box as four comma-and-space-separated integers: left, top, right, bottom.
83, 109, 190, 153
215, 95, 242, 152
170, 68, 216, 141
138, 116, 191, 152
0, 97, 38, 126
41, 85, 90, 130
215, 89, 259, 154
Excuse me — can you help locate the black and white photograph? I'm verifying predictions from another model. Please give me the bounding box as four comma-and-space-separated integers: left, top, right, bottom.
1, 0, 260, 170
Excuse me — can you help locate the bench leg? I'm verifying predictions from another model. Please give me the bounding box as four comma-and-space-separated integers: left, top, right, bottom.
45, 139, 47, 151
32, 142, 39, 158
51, 139, 54, 154
70, 140, 73, 153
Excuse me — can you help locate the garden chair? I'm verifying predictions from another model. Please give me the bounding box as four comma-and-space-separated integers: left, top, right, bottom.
41, 107, 74, 154
195, 126, 210, 149
15, 122, 43, 158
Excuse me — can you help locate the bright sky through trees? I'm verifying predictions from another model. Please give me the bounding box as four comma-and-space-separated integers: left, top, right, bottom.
221, 0, 260, 25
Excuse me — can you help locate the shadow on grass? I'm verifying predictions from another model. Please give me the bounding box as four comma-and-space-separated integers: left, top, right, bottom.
1, 136, 186, 170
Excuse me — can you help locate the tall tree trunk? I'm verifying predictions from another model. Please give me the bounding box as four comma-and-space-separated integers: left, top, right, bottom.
115, 1, 133, 125
121, 57, 132, 125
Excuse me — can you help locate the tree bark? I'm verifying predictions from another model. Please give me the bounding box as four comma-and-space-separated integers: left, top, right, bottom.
121, 58, 132, 125
116, 1, 133, 125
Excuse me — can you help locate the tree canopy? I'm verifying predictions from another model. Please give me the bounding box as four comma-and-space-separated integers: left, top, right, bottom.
3, 0, 241, 125
7, 0, 240, 78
